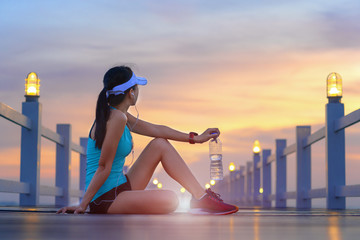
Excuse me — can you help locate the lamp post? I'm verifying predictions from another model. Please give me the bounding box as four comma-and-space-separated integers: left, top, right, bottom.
325, 72, 345, 209
261, 149, 272, 208
253, 140, 261, 206
20, 72, 42, 206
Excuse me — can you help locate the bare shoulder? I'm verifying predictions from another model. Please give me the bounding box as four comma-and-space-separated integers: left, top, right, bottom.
108, 109, 127, 127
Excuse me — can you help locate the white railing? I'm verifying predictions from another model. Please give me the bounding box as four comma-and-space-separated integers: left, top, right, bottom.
214, 101, 360, 210
0, 101, 87, 207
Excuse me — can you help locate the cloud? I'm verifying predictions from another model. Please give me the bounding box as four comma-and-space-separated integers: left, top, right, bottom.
315, 1, 360, 49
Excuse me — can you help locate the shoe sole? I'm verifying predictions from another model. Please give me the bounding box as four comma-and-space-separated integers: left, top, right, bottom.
189, 207, 238, 215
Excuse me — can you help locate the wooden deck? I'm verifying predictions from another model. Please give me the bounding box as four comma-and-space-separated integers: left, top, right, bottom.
1, 207, 360, 240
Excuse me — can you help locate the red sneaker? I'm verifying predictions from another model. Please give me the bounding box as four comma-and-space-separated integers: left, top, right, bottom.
189, 188, 239, 215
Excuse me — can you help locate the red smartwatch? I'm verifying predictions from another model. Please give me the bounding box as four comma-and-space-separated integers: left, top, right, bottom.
189, 132, 198, 144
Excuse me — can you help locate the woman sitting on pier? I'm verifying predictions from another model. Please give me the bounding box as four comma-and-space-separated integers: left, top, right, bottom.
56, 66, 238, 215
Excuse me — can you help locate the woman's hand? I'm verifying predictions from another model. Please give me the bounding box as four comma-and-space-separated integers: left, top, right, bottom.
195, 128, 220, 143
56, 205, 87, 214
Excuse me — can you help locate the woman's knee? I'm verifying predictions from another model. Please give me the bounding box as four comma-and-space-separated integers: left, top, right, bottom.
159, 190, 179, 213
150, 138, 171, 151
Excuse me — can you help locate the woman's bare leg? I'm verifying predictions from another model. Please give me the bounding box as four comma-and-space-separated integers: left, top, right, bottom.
127, 138, 205, 198
107, 138, 205, 214
107, 190, 179, 214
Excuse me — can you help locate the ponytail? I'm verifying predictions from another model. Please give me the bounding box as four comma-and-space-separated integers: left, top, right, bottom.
94, 88, 110, 149
94, 65, 134, 149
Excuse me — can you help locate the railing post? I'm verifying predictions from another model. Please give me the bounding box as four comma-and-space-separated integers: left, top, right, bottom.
229, 170, 236, 203
222, 175, 230, 202
213, 179, 224, 199
20, 99, 42, 206
296, 126, 311, 209
234, 169, 241, 203
262, 149, 271, 208
239, 166, 245, 204
212, 180, 218, 193
55, 124, 72, 207
218, 175, 230, 202
275, 139, 286, 208
253, 153, 261, 206
79, 137, 87, 203
227, 174, 232, 202
246, 161, 252, 205
326, 101, 345, 209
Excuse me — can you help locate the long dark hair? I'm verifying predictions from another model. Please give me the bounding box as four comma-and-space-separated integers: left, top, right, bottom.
94, 66, 134, 149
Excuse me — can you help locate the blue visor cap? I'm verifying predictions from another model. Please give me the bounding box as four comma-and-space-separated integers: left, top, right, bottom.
106, 72, 147, 98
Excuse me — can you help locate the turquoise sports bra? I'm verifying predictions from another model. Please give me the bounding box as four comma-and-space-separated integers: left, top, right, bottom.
85, 107, 133, 202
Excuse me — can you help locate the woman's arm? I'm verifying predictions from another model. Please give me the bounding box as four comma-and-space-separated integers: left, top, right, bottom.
78, 166, 111, 209
57, 112, 127, 214
79, 111, 127, 209
126, 113, 220, 143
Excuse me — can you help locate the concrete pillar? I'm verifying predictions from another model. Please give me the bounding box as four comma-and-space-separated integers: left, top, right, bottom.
262, 149, 271, 208
253, 153, 261, 206
20, 100, 42, 206
239, 166, 245, 204
296, 126, 311, 209
55, 124, 72, 207
79, 137, 87, 203
275, 139, 286, 208
325, 102, 345, 209
246, 161, 252, 205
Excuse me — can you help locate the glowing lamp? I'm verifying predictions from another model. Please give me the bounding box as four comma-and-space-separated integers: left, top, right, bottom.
259, 188, 264, 194
253, 140, 261, 154
153, 178, 158, 185
327, 72, 342, 102
210, 180, 216, 186
157, 183, 162, 189
229, 162, 236, 172
180, 187, 186, 193
205, 183, 211, 189
25, 72, 40, 97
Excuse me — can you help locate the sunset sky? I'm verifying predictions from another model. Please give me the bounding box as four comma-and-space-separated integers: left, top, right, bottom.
0, 0, 359, 207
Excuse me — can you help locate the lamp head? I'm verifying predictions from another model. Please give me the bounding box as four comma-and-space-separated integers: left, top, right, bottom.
327, 72, 342, 103
25, 72, 40, 102
153, 178, 159, 185
253, 140, 261, 154
229, 162, 236, 172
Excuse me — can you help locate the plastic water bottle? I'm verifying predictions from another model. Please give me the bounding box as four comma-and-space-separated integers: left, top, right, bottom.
209, 138, 223, 180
